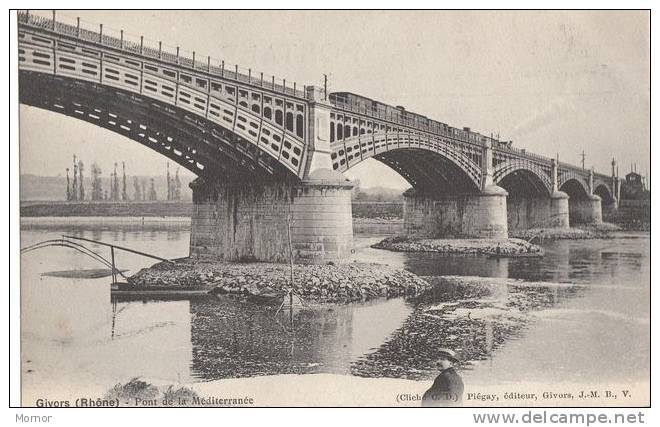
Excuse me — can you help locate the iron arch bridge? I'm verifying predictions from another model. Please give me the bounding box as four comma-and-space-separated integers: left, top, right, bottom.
327, 97, 616, 198
18, 11, 615, 199
18, 12, 311, 183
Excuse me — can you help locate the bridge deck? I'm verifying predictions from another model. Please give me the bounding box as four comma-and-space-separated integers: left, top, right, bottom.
17, 10, 615, 190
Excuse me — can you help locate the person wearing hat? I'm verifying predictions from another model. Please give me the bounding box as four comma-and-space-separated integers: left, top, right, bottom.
421, 349, 464, 407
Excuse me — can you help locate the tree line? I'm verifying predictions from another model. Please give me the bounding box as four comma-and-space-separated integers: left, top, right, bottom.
66, 156, 182, 202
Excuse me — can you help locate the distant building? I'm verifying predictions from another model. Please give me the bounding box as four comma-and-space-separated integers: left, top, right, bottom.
621, 171, 649, 200
625, 171, 643, 187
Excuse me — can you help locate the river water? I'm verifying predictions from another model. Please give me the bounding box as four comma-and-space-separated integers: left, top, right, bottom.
19, 222, 649, 403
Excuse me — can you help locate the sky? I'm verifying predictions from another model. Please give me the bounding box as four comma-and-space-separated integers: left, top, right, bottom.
19, 10, 650, 189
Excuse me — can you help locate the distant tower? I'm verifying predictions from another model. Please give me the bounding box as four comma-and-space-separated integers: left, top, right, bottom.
141, 179, 147, 201
65, 167, 70, 201
121, 162, 127, 201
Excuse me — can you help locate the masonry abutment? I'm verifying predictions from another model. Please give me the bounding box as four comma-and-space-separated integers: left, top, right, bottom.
506, 191, 569, 230
189, 173, 354, 264
601, 198, 618, 217
403, 185, 509, 239
568, 194, 603, 225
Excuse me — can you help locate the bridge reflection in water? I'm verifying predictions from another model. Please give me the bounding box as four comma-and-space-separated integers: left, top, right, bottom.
186, 297, 411, 379
107, 274, 582, 382
20, 229, 649, 392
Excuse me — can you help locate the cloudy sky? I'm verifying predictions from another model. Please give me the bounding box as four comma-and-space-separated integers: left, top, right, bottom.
19, 10, 650, 188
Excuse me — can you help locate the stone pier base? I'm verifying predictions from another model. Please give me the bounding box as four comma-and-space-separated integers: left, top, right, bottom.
507, 191, 569, 230
403, 185, 509, 239
569, 194, 603, 225
189, 171, 354, 264
601, 198, 619, 217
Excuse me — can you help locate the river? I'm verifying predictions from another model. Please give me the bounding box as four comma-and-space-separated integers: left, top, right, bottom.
19, 221, 650, 405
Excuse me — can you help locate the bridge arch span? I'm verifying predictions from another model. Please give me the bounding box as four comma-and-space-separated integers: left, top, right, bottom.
495, 166, 552, 197
594, 183, 617, 215
331, 133, 482, 195
372, 149, 481, 195
560, 178, 603, 225
559, 178, 590, 200
498, 167, 569, 229
594, 184, 614, 204
19, 72, 297, 182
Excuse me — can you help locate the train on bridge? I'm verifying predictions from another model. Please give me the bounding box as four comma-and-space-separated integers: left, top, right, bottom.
329, 91, 514, 149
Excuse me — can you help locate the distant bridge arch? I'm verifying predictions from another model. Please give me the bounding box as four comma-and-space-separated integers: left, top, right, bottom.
336, 132, 482, 193
372, 148, 482, 194
494, 165, 553, 197
330, 131, 483, 194
559, 178, 590, 199
594, 184, 615, 204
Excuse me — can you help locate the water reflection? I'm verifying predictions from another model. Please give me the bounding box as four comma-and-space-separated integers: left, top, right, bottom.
107, 276, 588, 382
357, 237, 647, 286
350, 277, 586, 380
186, 296, 411, 379
20, 225, 649, 392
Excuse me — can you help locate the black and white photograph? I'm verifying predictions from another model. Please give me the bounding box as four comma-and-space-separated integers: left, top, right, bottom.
10, 7, 651, 416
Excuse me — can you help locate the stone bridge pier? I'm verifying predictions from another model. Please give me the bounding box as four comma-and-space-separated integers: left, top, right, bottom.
563, 169, 603, 225
403, 185, 509, 238
403, 140, 509, 239
568, 196, 602, 225
189, 88, 355, 264
597, 160, 621, 218
506, 192, 569, 230
504, 159, 570, 230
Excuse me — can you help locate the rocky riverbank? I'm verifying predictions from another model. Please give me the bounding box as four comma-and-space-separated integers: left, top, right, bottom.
128, 258, 431, 304
509, 224, 620, 241
372, 236, 543, 256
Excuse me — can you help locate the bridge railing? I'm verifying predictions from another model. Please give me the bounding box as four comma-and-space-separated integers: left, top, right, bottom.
330, 96, 483, 150
557, 161, 601, 181
331, 97, 560, 167
330, 94, 556, 166
18, 10, 309, 100
495, 144, 554, 165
